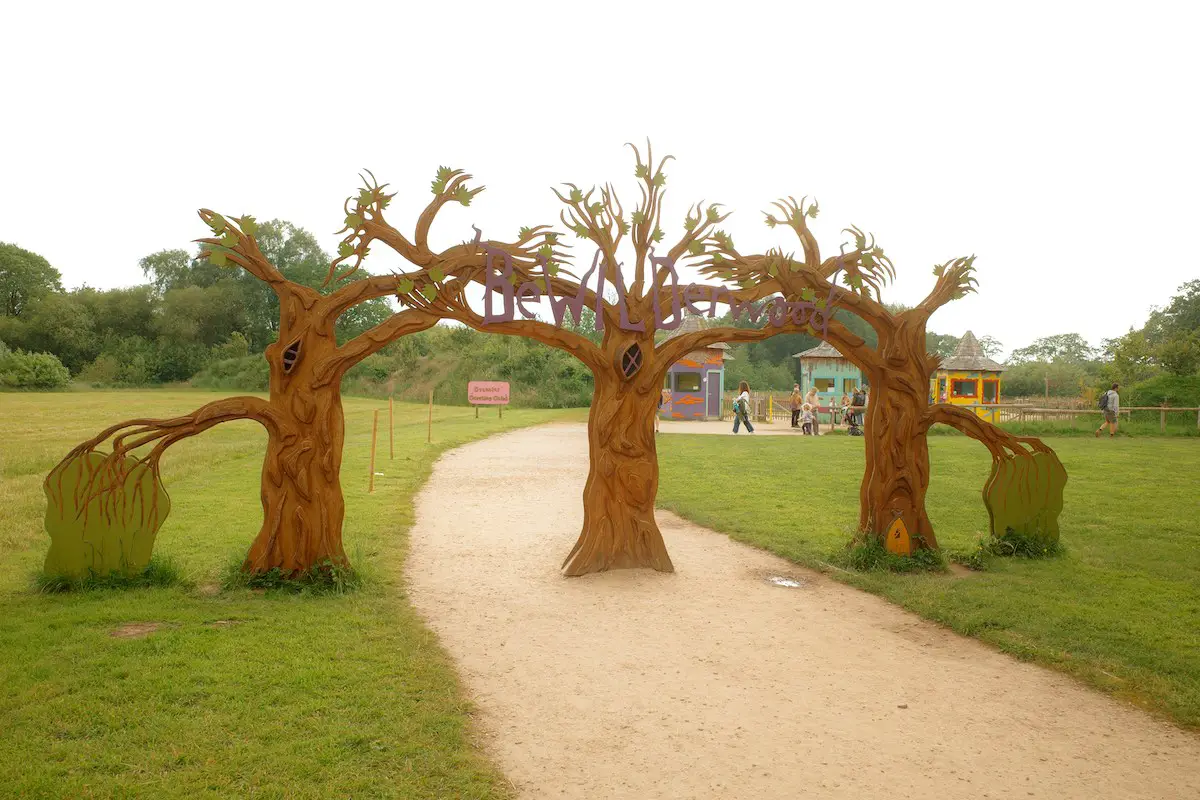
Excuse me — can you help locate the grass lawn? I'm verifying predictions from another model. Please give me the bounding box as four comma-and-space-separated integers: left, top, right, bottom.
0, 390, 581, 798
657, 430, 1200, 729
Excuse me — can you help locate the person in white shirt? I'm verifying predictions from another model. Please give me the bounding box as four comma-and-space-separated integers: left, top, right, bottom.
733, 381, 754, 434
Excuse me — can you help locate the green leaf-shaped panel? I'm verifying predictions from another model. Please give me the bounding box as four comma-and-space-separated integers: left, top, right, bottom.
43, 452, 170, 579
982, 451, 1067, 546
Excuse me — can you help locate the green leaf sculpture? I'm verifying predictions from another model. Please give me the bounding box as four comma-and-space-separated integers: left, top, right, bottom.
982, 451, 1067, 548
43, 451, 170, 579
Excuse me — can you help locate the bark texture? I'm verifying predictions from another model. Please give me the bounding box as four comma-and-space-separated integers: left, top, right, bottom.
563, 355, 673, 576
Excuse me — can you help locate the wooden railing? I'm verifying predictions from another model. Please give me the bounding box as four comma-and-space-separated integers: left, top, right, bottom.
723, 395, 1200, 433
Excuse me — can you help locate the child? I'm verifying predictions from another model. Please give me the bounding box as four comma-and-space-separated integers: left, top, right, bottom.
801, 403, 814, 435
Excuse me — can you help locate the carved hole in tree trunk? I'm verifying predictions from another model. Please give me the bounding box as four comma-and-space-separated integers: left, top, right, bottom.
620, 343, 643, 379
282, 339, 302, 374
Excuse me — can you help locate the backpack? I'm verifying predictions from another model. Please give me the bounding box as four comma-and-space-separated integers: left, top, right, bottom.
1098, 391, 1109, 410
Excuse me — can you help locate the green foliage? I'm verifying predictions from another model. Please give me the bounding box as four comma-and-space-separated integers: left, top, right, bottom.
1002, 359, 1098, 397
0, 242, 63, 317
1122, 372, 1200, 407
1009, 333, 1097, 365
189, 354, 269, 392
0, 349, 70, 389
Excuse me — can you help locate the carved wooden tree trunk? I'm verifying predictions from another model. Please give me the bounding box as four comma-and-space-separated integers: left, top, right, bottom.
561, 337, 673, 576
858, 330, 939, 551
243, 294, 349, 574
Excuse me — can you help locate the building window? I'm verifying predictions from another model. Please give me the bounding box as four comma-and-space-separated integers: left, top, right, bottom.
843, 378, 858, 393
674, 372, 701, 393
982, 379, 999, 403
951, 379, 978, 399
814, 378, 835, 392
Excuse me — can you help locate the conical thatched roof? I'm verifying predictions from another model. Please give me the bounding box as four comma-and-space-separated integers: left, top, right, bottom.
941, 330, 1003, 371
792, 341, 845, 359
659, 313, 730, 350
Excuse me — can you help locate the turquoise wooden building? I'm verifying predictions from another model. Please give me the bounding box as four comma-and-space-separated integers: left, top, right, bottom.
792, 341, 864, 404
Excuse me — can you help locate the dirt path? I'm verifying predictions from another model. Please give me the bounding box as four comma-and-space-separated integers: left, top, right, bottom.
405, 424, 1200, 799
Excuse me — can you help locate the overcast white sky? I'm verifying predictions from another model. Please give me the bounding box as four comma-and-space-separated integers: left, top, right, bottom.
2, 1, 1197, 358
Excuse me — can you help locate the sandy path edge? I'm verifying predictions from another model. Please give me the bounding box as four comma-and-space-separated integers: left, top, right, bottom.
404, 423, 1200, 800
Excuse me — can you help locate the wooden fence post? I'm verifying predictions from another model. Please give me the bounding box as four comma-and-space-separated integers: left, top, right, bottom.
427, 390, 433, 444
1161, 404, 1167, 434
388, 395, 394, 461
369, 409, 379, 493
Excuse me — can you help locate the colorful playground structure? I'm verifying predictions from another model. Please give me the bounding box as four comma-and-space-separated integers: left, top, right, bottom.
930, 331, 1003, 421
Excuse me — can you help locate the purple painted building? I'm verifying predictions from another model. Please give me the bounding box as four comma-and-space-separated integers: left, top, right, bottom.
658, 314, 729, 420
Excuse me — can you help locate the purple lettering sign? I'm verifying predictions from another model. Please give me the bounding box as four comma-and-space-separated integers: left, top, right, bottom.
477, 241, 842, 335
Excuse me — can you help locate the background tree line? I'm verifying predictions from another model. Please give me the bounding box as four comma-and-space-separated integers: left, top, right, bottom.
2, 233, 1198, 406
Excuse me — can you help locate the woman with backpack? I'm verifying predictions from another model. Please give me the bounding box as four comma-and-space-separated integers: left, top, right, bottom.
733, 381, 755, 434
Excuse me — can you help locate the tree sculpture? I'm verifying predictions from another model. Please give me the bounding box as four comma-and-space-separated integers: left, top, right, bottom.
365, 144, 849, 575
46, 143, 1067, 581
43, 181, 491, 577
698, 197, 1067, 552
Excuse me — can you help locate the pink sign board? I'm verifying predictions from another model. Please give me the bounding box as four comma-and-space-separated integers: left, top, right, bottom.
468, 381, 510, 405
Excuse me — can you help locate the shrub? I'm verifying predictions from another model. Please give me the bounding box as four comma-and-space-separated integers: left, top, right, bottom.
191, 354, 269, 391
1122, 373, 1200, 407
0, 349, 71, 389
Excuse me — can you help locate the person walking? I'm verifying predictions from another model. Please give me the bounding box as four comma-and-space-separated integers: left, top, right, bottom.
1096, 383, 1120, 437
804, 386, 821, 436
733, 380, 755, 434
790, 384, 802, 428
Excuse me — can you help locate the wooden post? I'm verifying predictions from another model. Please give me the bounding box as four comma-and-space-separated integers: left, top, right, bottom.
427, 390, 433, 444
1044, 373, 1049, 404
388, 395, 394, 461
499, 403, 503, 419
475, 404, 479, 419
369, 409, 379, 493
1161, 404, 1166, 434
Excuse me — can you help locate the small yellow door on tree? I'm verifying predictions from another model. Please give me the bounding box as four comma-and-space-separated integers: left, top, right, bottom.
885, 516, 912, 556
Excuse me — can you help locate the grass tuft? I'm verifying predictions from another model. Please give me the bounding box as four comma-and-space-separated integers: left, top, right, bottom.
836, 534, 946, 573
221, 558, 365, 595
35, 554, 187, 593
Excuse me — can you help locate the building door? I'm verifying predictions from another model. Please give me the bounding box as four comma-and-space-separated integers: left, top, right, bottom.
705, 370, 721, 419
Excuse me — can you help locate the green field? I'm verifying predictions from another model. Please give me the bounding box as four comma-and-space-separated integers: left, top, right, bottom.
0, 391, 580, 798
657, 431, 1200, 729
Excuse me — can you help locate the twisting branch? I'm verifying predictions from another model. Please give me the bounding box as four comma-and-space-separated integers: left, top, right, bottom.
419, 277, 608, 373
311, 309, 442, 389
915, 256, 979, 318
195, 211, 290, 290
920, 404, 1052, 459
49, 397, 294, 517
